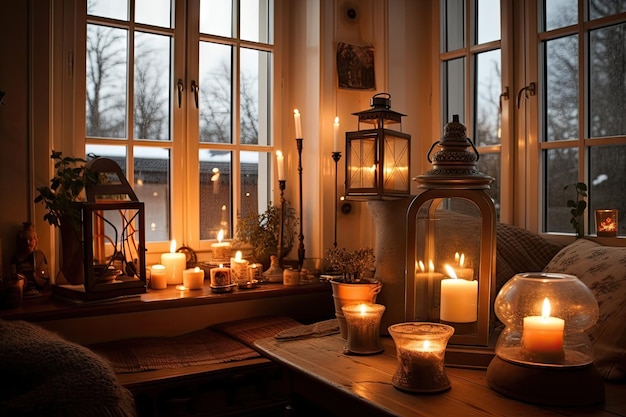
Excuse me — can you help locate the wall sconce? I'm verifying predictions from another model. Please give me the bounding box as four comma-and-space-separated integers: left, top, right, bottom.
345, 93, 411, 200
487, 272, 604, 406
405, 115, 496, 365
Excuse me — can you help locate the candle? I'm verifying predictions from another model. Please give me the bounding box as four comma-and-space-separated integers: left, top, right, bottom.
333, 116, 340, 152
230, 251, 249, 285
294, 108, 302, 138
181, 266, 204, 290
210, 264, 232, 287
248, 263, 262, 282
160, 240, 186, 285
150, 264, 167, 289
276, 150, 285, 180
211, 229, 231, 263
415, 260, 445, 306
455, 253, 474, 280
522, 297, 565, 363
440, 264, 478, 323
342, 303, 385, 354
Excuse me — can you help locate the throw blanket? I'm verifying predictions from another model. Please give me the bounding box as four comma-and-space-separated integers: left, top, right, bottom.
0, 319, 136, 417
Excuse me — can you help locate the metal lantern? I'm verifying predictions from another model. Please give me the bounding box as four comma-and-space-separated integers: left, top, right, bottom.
405, 115, 496, 365
53, 157, 147, 301
345, 93, 411, 200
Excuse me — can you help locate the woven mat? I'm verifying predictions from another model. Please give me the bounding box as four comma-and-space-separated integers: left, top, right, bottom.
212, 315, 303, 346
274, 318, 339, 340
89, 328, 260, 374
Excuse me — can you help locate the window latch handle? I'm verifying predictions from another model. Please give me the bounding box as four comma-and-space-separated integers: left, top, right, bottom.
177, 79, 184, 108
517, 82, 536, 108
191, 80, 199, 109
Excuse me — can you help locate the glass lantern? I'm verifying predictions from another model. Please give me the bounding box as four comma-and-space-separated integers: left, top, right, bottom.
406, 115, 497, 354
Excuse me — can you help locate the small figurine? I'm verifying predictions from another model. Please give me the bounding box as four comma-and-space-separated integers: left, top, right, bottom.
10, 222, 50, 297
262, 255, 284, 283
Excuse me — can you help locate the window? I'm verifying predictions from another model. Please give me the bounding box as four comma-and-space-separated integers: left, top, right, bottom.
536, 0, 626, 236
81, 0, 276, 250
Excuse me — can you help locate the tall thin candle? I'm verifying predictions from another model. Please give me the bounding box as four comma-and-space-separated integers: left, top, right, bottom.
333, 116, 340, 152
294, 109, 302, 138
276, 150, 285, 180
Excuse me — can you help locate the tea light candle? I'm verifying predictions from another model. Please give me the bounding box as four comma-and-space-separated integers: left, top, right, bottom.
211, 229, 231, 263
342, 303, 385, 355
150, 264, 167, 289
210, 264, 232, 287
440, 264, 478, 323
182, 266, 204, 290
230, 251, 249, 285
522, 297, 565, 363
161, 240, 186, 285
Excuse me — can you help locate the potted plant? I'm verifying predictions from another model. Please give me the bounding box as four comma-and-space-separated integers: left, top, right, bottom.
324, 247, 382, 339
235, 201, 298, 269
34, 151, 97, 284
564, 182, 587, 239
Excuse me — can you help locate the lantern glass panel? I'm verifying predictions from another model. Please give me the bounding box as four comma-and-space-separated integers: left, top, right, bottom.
383, 133, 410, 193
347, 136, 377, 190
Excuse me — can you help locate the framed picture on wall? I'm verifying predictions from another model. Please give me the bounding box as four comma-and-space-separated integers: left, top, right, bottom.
337, 42, 376, 90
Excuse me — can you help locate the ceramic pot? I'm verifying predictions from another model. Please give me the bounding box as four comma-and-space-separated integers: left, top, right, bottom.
330, 280, 382, 339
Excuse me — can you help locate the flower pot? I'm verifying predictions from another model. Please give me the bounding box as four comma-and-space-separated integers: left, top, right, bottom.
330, 280, 382, 339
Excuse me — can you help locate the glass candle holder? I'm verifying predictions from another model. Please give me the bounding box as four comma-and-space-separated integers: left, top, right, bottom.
342, 303, 386, 355
493, 272, 599, 367
388, 322, 454, 393
595, 209, 618, 237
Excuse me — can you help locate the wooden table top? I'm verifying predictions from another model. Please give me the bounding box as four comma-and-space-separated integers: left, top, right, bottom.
254, 334, 626, 417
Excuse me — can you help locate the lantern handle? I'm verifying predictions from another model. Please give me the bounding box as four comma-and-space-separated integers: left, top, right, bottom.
426, 141, 439, 163
468, 139, 480, 161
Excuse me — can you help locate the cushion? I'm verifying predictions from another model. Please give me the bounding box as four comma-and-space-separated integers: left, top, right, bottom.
543, 238, 626, 382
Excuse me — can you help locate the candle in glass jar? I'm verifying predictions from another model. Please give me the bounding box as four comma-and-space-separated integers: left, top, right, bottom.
522, 297, 565, 362
342, 303, 385, 355
182, 266, 204, 290
150, 264, 167, 289
440, 264, 478, 323
161, 240, 186, 285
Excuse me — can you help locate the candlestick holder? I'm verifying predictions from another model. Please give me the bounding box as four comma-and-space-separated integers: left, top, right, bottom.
332, 151, 342, 247
296, 137, 305, 270
342, 303, 385, 355
487, 272, 605, 406
388, 322, 454, 393
277, 180, 286, 268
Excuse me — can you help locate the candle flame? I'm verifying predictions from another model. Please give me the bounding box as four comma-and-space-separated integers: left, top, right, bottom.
424, 340, 431, 350
429, 260, 435, 272
219, 263, 223, 268
294, 108, 300, 116
170, 240, 177, 253
541, 297, 552, 318
194, 267, 201, 272
460, 253, 466, 267
217, 229, 224, 243
455, 252, 460, 263
444, 264, 458, 279
359, 303, 367, 315
334, 116, 340, 125
276, 150, 283, 158
235, 251, 243, 261
418, 260, 425, 272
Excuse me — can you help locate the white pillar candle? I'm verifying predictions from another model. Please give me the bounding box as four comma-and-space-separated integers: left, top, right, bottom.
150, 264, 167, 289
333, 116, 340, 152
440, 264, 478, 323
161, 240, 186, 285
522, 297, 565, 363
293, 108, 302, 138
183, 266, 205, 290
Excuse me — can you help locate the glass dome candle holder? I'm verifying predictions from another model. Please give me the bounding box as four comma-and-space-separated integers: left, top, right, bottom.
487, 272, 605, 406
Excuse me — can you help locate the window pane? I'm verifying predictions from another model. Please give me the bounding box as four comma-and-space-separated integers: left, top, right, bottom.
589, 0, 626, 20
589, 145, 626, 235
86, 25, 128, 139
442, 0, 464, 52
199, 42, 233, 143
241, 0, 272, 43
136, 0, 172, 28
475, 50, 501, 146
477, 0, 500, 44
589, 23, 626, 138
134, 147, 171, 242
85, 144, 127, 174
544, 148, 579, 233
200, 0, 232, 37
543, 0, 577, 32
241, 48, 271, 145
476, 152, 501, 220
443, 57, 465, 123
134, 32, 172, 141
545, 36, 578, 141
200, 150, 232, 240
88, 0, 128, 21
240, 151, 270, 220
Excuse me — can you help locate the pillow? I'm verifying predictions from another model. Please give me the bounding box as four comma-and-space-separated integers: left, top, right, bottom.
543, 238, 626, 382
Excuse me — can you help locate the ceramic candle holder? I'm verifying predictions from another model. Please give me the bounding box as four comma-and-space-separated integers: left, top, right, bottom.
342, 303, 385, 355
388, 322, 454, 393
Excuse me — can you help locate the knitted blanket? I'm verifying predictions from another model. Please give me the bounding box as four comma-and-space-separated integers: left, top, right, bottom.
0, 319, 136, 417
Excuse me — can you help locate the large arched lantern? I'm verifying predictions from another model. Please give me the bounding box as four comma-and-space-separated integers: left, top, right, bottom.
345, 93, 411, 200
406, 115, 497, 362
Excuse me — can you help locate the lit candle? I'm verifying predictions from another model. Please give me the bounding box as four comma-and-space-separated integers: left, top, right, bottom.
415, 260, 445, 303
211, 229, 231, 263
150, 264, 167, 290
160, 240, 186, 285
210, 264, 232, 287
333, 116, 340, 152
182, 266, 205, 290
440, 264, 478, 323
294, 108, 302, 138
342, 303, 385, 354
522, 297, 565, 363
276, 150, 285, 180
230, 250, 249, 286
455, 253, 474, 280
248, 263, 262, 282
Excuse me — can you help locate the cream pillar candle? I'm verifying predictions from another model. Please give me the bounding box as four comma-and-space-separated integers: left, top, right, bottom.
183, 266, 205, 290
522, 297, 565, 363
440, 264, 478, 323
150, 264, 167, 289
161, 240, 186, 285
